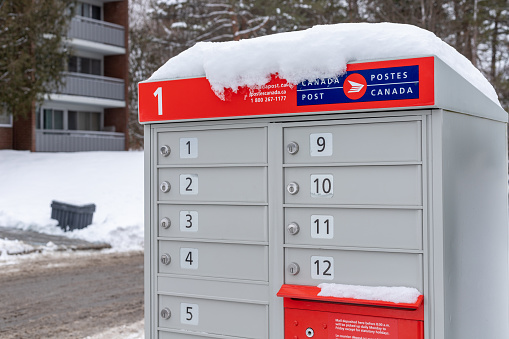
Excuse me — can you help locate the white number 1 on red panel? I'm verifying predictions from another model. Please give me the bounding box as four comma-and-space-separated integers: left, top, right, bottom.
154, 87, 163, 115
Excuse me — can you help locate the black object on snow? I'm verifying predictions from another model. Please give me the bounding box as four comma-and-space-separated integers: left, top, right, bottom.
51, 201, 96, 231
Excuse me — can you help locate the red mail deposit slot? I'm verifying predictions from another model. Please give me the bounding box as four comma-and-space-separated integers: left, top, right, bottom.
277, 284, 424, 339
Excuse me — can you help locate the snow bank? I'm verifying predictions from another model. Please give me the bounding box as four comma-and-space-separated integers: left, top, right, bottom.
0, 238, 36, 256
149, 23, 500, 105
0, 151, 144, 251
318, 283, 421, 304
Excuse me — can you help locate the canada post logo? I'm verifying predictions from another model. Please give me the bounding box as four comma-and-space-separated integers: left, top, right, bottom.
297, 65, 419, 106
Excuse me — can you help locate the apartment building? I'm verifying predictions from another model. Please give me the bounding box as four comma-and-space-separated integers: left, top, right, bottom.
0, 0, 129, 152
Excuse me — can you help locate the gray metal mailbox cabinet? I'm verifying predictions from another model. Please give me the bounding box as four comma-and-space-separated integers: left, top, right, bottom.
139, 56, 509, 339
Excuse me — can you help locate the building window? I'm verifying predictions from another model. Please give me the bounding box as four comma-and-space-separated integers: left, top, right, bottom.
68, 111, 101, 131
0, 105, 13, 127
68, 56, 101, 76
78, 2, 101, 20
40, 109, 64, 130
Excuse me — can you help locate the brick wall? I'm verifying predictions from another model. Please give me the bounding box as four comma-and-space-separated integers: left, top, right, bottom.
104, 0, 129, 150
12, 107, 36, 151
0, 127, 13, 149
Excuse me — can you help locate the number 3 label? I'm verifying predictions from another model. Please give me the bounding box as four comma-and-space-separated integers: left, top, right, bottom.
310, 133, 332, 156
180, 211, 198, 232
180, 303, 199, 325
311, 256, 334, 280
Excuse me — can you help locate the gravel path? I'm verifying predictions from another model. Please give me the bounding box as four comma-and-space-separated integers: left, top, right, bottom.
0, 251, 144, 339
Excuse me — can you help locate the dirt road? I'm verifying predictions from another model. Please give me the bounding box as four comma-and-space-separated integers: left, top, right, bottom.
0, 251, 144, 339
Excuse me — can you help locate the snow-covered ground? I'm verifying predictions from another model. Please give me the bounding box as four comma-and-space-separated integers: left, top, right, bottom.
0, 150, 144, 255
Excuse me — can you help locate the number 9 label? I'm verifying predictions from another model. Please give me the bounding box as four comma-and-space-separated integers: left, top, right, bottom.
310, 133, 332, 156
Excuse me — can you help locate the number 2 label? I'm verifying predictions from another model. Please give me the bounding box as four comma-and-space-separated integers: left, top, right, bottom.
180, 174, 198, 195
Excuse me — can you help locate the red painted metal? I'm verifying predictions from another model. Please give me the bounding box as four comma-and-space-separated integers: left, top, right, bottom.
278, 284, 424, 339
138, 57, 435, 123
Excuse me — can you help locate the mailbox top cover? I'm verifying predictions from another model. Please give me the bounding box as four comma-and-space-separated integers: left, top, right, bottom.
139, 56, 437, 123
138, 23, 505, 124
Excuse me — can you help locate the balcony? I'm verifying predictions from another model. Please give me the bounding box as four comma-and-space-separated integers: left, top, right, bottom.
69, 16, 125, 47
36, 130, 125, 152
59, 72, 125, 101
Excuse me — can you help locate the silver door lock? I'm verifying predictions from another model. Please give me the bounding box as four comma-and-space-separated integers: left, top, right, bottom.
160, 307, 172, 319
287, 141, 299, 155
160, 217, 171, 229
160, 145, 171, 157
306, 327, 315, 337
287, 262, 300, 275
287, 222, 300, 235
160, 253, 171, 265
160, 181, 171, 193
287, 182, 299, 195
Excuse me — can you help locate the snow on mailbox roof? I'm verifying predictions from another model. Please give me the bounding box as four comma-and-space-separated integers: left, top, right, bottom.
149, 22, 500, 106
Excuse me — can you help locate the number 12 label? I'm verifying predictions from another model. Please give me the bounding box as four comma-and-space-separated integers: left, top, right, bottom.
311, 256, 334, 280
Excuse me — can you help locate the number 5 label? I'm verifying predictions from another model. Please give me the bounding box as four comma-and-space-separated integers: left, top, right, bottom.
180, 303, 199, 325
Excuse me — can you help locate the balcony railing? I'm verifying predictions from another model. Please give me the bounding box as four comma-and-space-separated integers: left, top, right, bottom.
59, 72, 125, 101
36, 130, 125, 152
69, 16, 125, 47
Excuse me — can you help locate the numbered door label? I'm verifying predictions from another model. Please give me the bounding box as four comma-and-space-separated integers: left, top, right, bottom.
180, 303, 199, 325
180, 174, 198, 195
310, 174, 334, 197
180, 138, 198, 158
311, 215, 334, 239
180, 211, 198, 232
180, 248, 199, 269
311, 256, 334, 280
310, 133, 333, 156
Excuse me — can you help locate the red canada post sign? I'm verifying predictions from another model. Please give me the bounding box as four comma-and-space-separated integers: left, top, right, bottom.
138, 57, 435, 123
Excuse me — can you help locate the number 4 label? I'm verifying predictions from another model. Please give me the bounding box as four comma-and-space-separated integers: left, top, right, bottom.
180, 248, 198, 269
180, 303, 199, 325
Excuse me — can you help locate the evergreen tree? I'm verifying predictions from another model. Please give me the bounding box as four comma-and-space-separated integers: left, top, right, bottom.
0, 0, 74, 118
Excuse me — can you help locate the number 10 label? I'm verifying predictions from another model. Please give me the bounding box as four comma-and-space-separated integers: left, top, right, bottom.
311, 174, 334, 197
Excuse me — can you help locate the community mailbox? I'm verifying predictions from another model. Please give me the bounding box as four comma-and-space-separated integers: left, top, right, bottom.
140, 56, 509, 339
